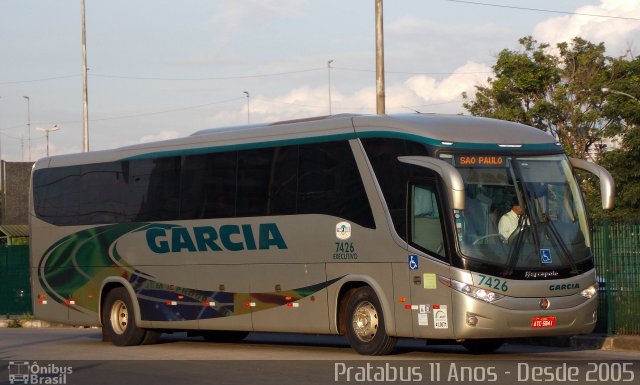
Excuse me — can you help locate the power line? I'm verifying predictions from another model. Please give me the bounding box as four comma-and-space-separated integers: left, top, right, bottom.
0, 65, 490, 85
90, 67, 325, 81
334, 66, 491, 76
89, 97, 244, 122
0, 68, 324, 85
445, 0, 640, 21
0, 97, 244, 133
0, 75, 79, 85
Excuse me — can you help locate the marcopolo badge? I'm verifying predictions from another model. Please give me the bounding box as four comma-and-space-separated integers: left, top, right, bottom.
336, 221, 352, 240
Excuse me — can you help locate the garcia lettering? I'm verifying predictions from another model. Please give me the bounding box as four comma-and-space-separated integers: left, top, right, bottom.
146, 223, 287, 253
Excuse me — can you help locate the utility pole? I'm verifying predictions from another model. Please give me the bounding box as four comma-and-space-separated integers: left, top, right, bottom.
375, 0, 386, 115
82, 0, 90, 152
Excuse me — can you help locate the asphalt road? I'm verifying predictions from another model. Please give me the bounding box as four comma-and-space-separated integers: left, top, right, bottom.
1, 328, 638, 385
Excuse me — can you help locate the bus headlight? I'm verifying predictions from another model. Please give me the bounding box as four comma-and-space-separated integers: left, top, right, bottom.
580, 284, 598, 299
450, 279, 504, 303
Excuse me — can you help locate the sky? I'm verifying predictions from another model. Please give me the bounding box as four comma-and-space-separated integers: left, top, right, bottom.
1, 0, 640, 162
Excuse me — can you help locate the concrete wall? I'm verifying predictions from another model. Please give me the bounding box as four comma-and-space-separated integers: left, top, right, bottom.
1, 161, 33, 225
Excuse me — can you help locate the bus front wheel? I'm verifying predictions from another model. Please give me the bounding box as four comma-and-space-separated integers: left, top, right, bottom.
345, 286, 396, 355
102, 287, 158, 346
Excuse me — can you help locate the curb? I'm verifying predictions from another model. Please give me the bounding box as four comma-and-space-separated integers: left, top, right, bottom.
571, 334, 640, 352
519, 334, 640, 352
0, 319, 73, 328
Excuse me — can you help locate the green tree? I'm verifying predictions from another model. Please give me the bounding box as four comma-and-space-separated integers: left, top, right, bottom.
595, 57, 640, 216
463, 36, 615, 159
464, 36, 640, 216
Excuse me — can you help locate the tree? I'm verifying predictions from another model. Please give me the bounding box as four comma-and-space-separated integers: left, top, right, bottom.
463, 36, 640, 216
463, 36, 615, 159
594, 57, 640, 216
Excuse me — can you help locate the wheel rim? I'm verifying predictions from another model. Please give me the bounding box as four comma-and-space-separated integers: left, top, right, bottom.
352, 301, 379, 342
110, 299, 129, 335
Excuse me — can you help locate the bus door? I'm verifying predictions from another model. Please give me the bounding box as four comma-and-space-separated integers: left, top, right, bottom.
407, 180, 455, 339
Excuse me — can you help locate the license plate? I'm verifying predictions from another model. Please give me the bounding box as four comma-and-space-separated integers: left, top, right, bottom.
531, 316, 556, 328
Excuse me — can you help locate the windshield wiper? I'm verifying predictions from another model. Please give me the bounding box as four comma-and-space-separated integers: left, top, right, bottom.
542, 214, 579, 275
503, 161, 543, 276
503, 211, 528, 276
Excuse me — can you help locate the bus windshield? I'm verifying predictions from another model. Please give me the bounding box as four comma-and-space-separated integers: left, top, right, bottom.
451, 154, 591, 275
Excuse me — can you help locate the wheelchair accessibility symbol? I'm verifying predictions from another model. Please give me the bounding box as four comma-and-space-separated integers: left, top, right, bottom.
540, 249, 552, 264
408, 255, 419, 270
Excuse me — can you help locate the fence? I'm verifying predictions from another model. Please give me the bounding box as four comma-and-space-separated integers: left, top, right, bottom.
592, 218, 640, 335
0, 245, 31, 316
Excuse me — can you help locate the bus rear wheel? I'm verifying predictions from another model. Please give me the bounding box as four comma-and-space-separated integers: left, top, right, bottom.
345, 286, 396, 355
103, 287, 156, 346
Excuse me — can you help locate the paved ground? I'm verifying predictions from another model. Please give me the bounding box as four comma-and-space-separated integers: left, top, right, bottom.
1, 328, 638, 385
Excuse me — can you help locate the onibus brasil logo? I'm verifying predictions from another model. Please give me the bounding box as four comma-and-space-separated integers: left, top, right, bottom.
8, 361, 73, 385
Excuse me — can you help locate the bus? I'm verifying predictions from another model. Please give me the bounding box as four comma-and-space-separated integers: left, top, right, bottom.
30, 114, 615, 355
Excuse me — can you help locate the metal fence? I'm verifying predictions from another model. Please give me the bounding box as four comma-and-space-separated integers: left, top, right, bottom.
592, 218, 640, 335
0, 245, 31, 316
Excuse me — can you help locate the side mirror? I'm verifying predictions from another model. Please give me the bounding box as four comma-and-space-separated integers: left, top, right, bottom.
569, 158, 615, 210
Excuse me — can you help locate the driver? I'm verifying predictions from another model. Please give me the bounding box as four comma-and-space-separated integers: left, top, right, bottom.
499, 198, 524, 241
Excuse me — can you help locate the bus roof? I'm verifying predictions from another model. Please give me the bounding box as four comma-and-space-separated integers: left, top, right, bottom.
37, 114, 560, 169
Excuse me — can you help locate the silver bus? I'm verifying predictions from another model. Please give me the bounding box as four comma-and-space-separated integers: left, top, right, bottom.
30, 114, 614, 355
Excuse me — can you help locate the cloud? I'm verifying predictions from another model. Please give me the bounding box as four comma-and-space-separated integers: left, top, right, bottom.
387, 16, 510, 39
404, 61, 491, 105
533, 0, 640, 55
203, 61, 491, 126
211, 0, 307, 33
139, 130, 180, 143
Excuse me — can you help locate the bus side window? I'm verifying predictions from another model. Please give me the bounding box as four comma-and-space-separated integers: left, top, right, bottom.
410, 183, 446, 259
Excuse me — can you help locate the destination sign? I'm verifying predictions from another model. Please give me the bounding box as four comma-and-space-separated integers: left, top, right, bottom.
455, 155, 507, 167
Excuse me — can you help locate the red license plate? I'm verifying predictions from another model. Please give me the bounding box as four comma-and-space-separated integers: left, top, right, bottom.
531, 316, 556, 328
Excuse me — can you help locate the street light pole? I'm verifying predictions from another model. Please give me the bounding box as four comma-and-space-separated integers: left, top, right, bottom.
243, 91, 250, 124
82, 0, 90, 152
36, 125, 59, 157
327, 60, 334, 115
375, 0, 386, 115
23, 96, 31, 161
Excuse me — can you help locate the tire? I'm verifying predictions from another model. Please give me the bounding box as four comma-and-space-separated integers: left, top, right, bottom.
462, 338, 504, 354
201, 330, 250, 342
102, 287, 149, 346
140, 330, 162, 345
345, 286, 397, 355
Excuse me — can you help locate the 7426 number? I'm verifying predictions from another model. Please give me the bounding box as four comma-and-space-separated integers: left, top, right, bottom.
478, 274, 509, 292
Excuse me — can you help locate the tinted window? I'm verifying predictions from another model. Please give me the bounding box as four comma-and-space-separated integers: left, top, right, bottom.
132, 157, 181, 221
298, 141, 374, 228
361, 138, 432, 239
410, 183, 447, 260
266, 146, 298, 216
180, 152, 236, 219
33, 163, 126, 225
237, 148, 275, 217
34, 140, 375, 228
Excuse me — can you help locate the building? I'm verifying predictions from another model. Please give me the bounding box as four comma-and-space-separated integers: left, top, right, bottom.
1, 161, 33, 225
